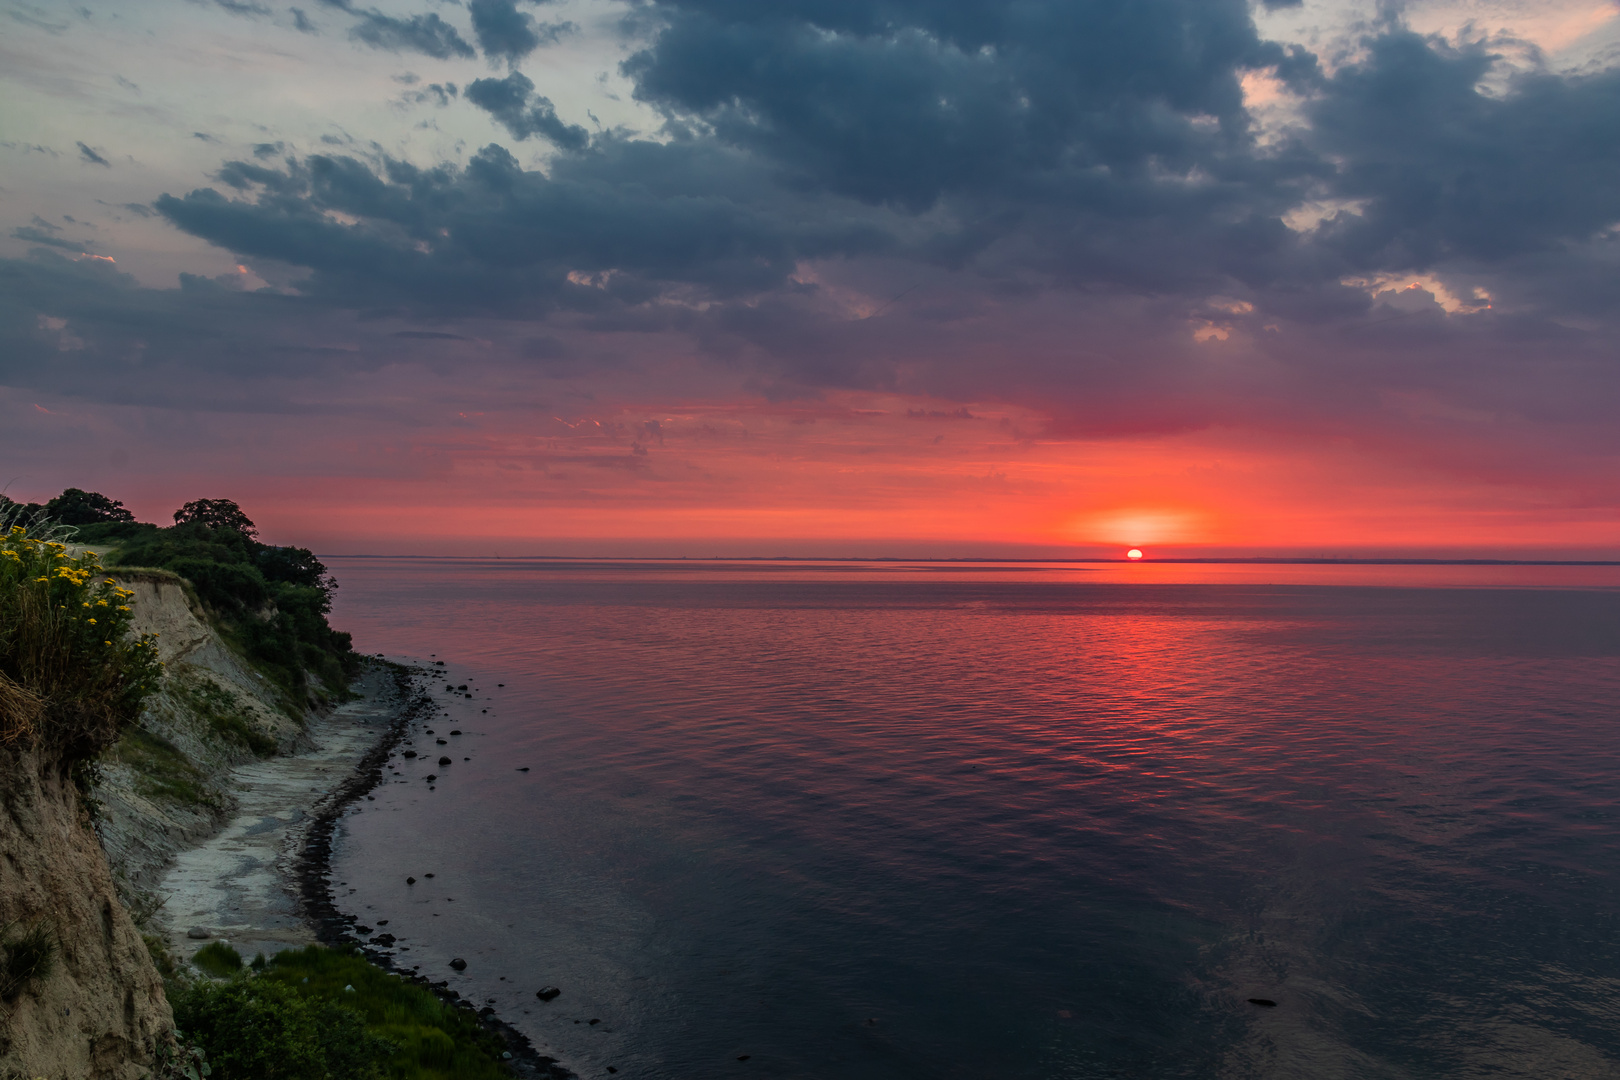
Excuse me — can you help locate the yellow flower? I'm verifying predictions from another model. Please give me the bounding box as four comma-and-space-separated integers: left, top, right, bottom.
88, 618, 97, 624
104, 640, 112, 646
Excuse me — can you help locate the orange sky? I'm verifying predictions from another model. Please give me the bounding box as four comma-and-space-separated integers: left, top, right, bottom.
15, 386, 1607, 558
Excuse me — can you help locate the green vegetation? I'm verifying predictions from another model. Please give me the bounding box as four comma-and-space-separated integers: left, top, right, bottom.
174, 675, 277, 757
97, 500, 357, 713
191, 942, 244, 979
0, 525, 163, 755
170, 945, 513, 1080
0, 920, 58, 1002
5, 490, 359, 716
113, 725, 218, 808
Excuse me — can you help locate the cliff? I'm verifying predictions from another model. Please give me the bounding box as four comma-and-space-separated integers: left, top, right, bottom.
0, 565, 315, 1079
0, 745, 171, 1079
92, 572, 305, 897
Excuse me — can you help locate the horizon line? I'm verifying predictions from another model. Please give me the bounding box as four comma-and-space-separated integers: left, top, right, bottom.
318, 555, 1620, 566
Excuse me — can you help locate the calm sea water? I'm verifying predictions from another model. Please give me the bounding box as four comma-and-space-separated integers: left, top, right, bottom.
325, 561, 1620, 1079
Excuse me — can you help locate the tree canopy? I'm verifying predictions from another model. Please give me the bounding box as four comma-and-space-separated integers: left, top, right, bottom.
44, 488, 137, 526
174, 498, 257, 538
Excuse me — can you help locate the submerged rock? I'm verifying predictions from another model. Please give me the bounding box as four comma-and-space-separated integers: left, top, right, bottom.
535, 986, 561, 1001
450, 957, 468, 971
1247, 998, 1278, 1008
438, 756, 452, 765
187, 926, 212, 939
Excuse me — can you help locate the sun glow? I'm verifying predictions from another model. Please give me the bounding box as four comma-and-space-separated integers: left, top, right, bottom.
1127, 549, 1144, 560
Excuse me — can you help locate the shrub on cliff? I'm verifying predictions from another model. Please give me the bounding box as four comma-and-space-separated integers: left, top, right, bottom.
0, 525, 163, 757
112, 520, 357, 708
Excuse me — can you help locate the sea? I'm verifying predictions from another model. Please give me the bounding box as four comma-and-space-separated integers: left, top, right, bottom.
323, 559, 1620, 1079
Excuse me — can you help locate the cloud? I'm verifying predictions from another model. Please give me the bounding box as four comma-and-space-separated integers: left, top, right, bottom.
11, 226, 92, 251
1305, 30, 1620, 271
468, 0, 540, 62
291, 7, 317, 33
399, 81, 459, 107
153, 140, 890, 313
335, 4, 477, 60
76, 142, 110, 167
202, 0, 271, 15
12, 0, 1620, 504
464, 72, 589, 149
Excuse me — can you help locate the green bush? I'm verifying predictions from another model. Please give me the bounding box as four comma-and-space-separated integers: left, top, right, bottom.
0, 525, 163, 755
170, 946, 512, 1080
266, 946, 512, 1080
111, 522, 357, 709
173, 974, 393, 1080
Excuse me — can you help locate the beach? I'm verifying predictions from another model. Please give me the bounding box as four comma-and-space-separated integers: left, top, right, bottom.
150, 659, 571, 1079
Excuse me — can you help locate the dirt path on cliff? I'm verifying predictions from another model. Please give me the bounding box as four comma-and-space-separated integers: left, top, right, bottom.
155, 665, 401, 964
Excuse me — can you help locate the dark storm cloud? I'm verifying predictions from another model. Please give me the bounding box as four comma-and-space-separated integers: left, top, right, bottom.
622, 0, 1307, 211
469, 0, 574, 63
20, 1, 1620, 452
464, 72, 589, 149
318, 0, 477, 59
153, 140, 889, 313
76, 142, 110, 167
1306, 30, 1620, 270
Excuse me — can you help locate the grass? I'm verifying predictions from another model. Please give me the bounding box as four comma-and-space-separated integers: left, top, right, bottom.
113, 725, 218, 809
173, 944, 513, 1080
175, 675, 277, 757
0, 921, 58, 1002
192, 941, 244, 978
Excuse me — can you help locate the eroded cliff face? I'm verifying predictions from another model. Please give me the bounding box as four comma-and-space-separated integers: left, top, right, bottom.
94, 575, 303, 894
0, 745, 170, 1080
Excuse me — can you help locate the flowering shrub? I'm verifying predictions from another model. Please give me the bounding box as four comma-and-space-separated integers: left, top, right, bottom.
0, 525, 162, 756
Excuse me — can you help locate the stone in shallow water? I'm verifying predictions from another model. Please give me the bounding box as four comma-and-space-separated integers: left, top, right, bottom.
450, 957, 467, 971
438, 756, 452, 765
187, 927, 211, 939
535, 986, 561, 1001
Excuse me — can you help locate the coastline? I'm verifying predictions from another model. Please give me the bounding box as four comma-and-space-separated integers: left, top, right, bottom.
155, 658, 572, 1079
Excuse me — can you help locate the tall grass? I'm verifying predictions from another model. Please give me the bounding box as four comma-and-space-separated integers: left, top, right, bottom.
0, 524, 163, 758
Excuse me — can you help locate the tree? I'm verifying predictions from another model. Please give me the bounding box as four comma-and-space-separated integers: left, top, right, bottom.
174, 498, 257, 538
44, 488, 137, 526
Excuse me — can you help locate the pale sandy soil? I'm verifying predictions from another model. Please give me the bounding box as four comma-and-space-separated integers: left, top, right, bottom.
154, 666, 399, 964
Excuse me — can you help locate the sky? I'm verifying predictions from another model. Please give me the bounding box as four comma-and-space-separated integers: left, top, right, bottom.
3, 0, 1620, 557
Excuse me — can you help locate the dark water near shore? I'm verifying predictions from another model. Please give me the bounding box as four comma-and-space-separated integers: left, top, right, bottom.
325, 560, 1620, 1079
